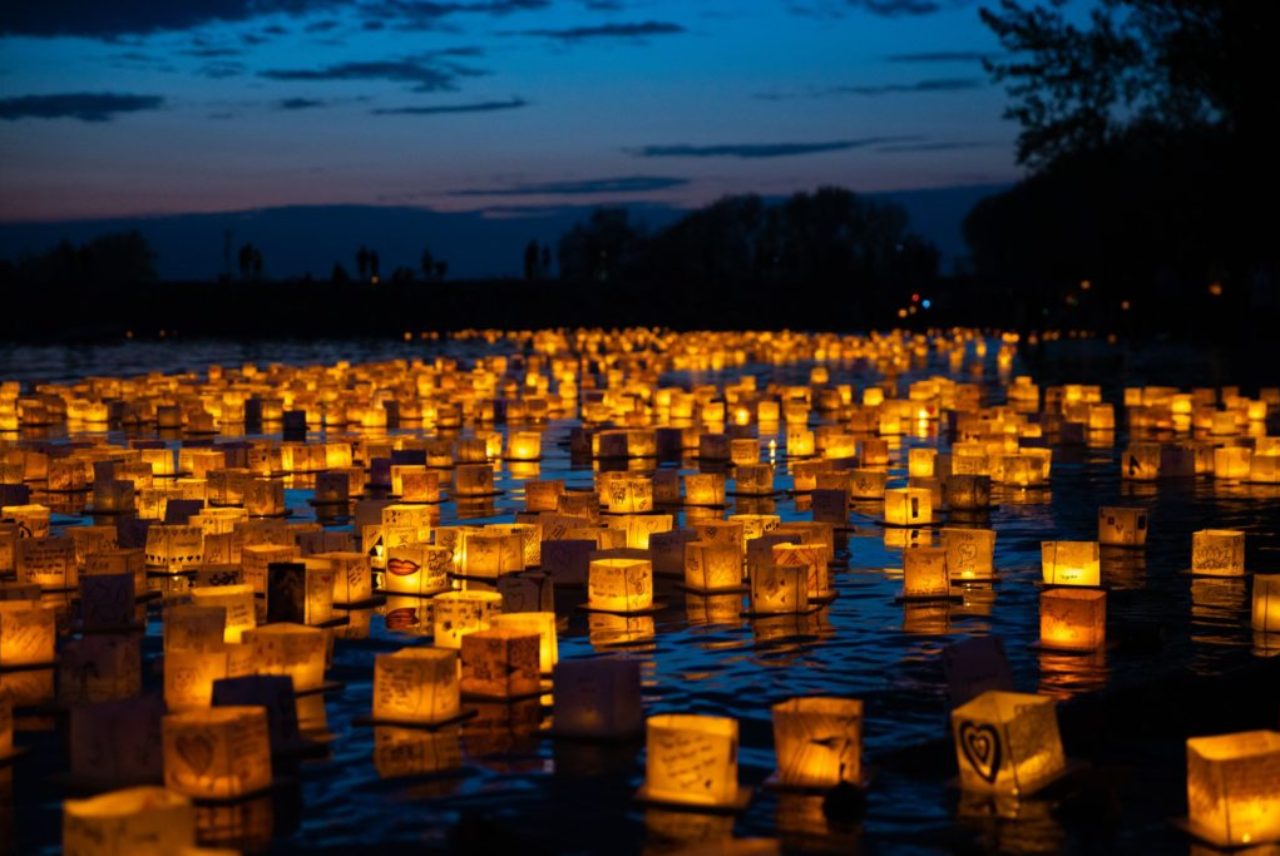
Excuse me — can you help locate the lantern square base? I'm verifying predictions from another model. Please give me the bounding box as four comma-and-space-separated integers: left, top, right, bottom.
354, 708, 479, 730
676, 582, 749, 595
635, 784, 754, 813
762, 769, 871, 793
1171, 816, 1280, 850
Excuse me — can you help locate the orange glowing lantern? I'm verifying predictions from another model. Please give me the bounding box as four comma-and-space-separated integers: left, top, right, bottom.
770, 697, 862, 788
883, 487, 933, 526
941, 527, 996, 581
1098, 507, 1148, 548
0, 601, 55, 666
62, 787, 195, 856
372, 647, 460, 724
432, 590, 503, 649
588, 558, 653, 612
950, 690, 1066, 796
1185, 730, 1280, 847
641, 714, 743, 808
384, 544, 450, 595
163, 706, 272, 799
460, 628, 541, 699
1191, 529, 1245, 576
1253, 575, 1280, 633
491, 611, 558, 673
243, 623, 327, 692
1040, 541, 1100, 586
902, 546, 950, 599
1039, 588, 1106, 650
684, 541, 743, 593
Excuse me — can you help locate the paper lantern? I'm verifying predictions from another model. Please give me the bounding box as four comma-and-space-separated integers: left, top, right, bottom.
63, 787, 195, 856
1, 503, 50, 538
189, 584, 256, 642
524, 480, 565, 513
243, 623, 327, 692
903, 546, 950, 599
240, 544, 299, 594
642, 714, 741, 807
684, 541, 743, 593
163, 645, 252, 710
908, 448, 937, 479
771, 697, 862, 788
372, 647, 460, 724
941, 528, 996, 581
491, 612, 558, 672
771, 543, 831, 601
454, 463, 495, 497
163, 604, 227, 653
432, 590, 503, 649
1040, 541, 1100, 586
1253, 575, 1280, 633
749, 562, 808, 614
93, 480, 137, 513
18, 535, 78, 589
1185, 730, 1280, 847
314, 551, 373, 604
786, 429, 815, 458
163, 706, 272, 799
684, 473, 726, 506
603, 475, 654, 513
144, 525, 204, 573
384, 544, 450, 596
551, 658, 642, 739
1098, 507, 1148, 548
1213, 446, 1252, 480
846, 468, 886, 500
1191, 529, 1245, 576
59, 634, 142, 704
588, 558, 653, 612
0, 601, 55, 666
605, 513, 672, 550
244, 478, 285, 516
507, 431, 542, 461
950, 690, 1066, 796
1039, 588, 1106, 651
460, 628, 541, 699
68, 696, 166, 791
266, 561, 334, 625
883, 488, 932, 526
942, 474, 991, 511
459, 531, 524, 578
734, 464, 774, 496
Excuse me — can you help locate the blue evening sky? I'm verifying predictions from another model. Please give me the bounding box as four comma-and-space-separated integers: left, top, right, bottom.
0, 1, 1064, 223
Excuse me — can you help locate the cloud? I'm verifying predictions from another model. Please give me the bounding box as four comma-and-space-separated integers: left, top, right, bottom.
358, 1, 551, 31
259, 58, 484, 92
304, 19, 340, 32
0, 1, 340, 38
0, 92, 164, 122
512, 21, 684, 40
829, 77, 984, 95
629, 138, 914, 159
787, 0, 966, 18
197, 60, 246, 78
181, 46, 243, 58
371, 96, 528, 115
450, 175, 688, 196
885, 50, 991, 62
276, 97, 328, 110
874, 140, 986, 152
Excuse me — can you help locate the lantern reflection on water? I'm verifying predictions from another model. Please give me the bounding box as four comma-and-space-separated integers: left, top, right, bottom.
1253, 575, 1280, 633
1185, 730, 1280, 847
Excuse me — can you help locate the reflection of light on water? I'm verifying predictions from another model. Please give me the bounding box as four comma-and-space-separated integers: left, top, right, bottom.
1037, 648, 1108, 700
956, 790, 1065, 854
1190, 577, 1249, 674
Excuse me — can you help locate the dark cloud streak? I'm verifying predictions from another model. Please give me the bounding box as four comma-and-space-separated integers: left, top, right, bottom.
0, 92, 164, 122
450, 175, 688, 196
259, 58, 484, 92
630, 138, 916, 159
513, 21, 684, 40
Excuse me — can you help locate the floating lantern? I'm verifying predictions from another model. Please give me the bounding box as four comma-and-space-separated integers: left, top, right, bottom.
432, 590, 503, 649
902, 546, 950, 599
1185, 730, 1280, 847
1040, 541, 1101, 586
266, 561, 334, 625
1039, 588, 1106, 650
0, 601, 55, 666
240, 544, 299, 594
1098, 507, 1148, 548
315, 551, 373, 604
460, 628, 541, 699
144, 524, 204, 573
786, 429, 815, 458
243, 623, 327, 692
943, 474, 991, 510
384, 544, 450, 595
454, 463, 495, 497
770, 697, 862, 788
849, 469, 887, 500
771, 543, 830, 601
684, 473, 726, 506
551, 657, 642, 739
491, 612, 558, 673
1213, 446, 1252, 480
642, 714, 741, 808
525, 480, 565, 513
244, 478, 285, 516
372, 647, 460, 724
908, 449, 937, 479
604, 475, 654, 513
17, 535, 77, 589
950, 690, 1066, 795
883, 487, 933, 526
684, 541, 743, 593
940, 528, 996, 581
189, 584, 256, 642
458, 531, 524, 578
729, 438, 758, 466
92, 480, 136, 513
1253, 575, 1280, 633
749, 562, 808, 614
1191, 529, 1245, 576
163, 706, 272, 799
63, 787, 195, 856
507, 432, 542, 461
588, 558, 653, 612
605, 513, 672, 550
734, 464, 774, 496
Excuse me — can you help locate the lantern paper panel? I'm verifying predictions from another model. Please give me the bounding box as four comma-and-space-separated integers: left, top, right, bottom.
1253, 575, 1280, 633
163, 706, 273, 800
951, 690, 1066, 796
1097, 507, 1149, 548
164, 605, 227, 654
189, 585, 256, 643
18, 536, 78, 589
243, 623, 327, 692
903, 547, 950, 599
491, 612, 558, 673
1191, 529, 1245, 576
1040, 541, 1101, 586
460, 628, 541, 699
266, 562, 334, 626
771, 697, 862, 788
432, 591, 503, 649
684, 541, 743, 593
588, 559, 654, 612
1186, 730, 1280, 847
0, 602, 55, 666
884, 488, 933, 526
749, 563, 809, 615
163, 645, 252, 711
1039, 589, 1106, 651
941, 528, 996, 581
63, 786, 195, 856
643, 714, 740, 807
372, 648, 460, 724
384, 544, 450, 596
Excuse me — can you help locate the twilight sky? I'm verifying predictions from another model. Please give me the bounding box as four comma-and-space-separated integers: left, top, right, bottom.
0, 0, 1035, 224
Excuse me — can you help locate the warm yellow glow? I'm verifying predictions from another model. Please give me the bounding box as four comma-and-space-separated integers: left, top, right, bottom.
243, 623, 327, 691
1040, 541, 1100, 586
373, 647, 460, 724
588, 558, 654, 612
950, 690, 1066, 796
0, 601, 55, 666
163, 706, 272, 799
771, 697, 862, 788
643, 714, 740, 806
491, 611, 559, 672
1186, 730, 1280, 847
1039, 588, 1106, 651
1192, 529, 1245, 576
1253, 575, 1280, 633
941, 527, 996, 580
63, 787, 194, 856
684, 540, 743, 592
460, 628, 541, 698
431, 590, 503, 649
384, 544, 450, 595
902, 546, 950, 598
189, 584, 256, 642
884, 487, 933, 526
1097, 507, 1148, 547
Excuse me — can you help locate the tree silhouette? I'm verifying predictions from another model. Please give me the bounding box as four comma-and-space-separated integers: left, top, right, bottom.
523, 240, 540, 281
331, 262, 351, 283
558, 208, 645, 283
435, 260, 447, 281
369, 250, 380, 283
356, 246, 369, 280
421, 248, 435, 281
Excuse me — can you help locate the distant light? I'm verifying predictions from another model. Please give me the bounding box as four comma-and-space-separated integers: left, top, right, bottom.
911, 293, 920, 303
922, 299, 931, 310
908, 306, 918, 315
1120, 300, 1131, 311
1208, 282, 1223, 297
1080, 280, 1091, 291
897, 308, 908, 319
403, 331, 412, 342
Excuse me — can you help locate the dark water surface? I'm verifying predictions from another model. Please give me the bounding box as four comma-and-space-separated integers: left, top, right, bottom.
3, 336, 1277, 854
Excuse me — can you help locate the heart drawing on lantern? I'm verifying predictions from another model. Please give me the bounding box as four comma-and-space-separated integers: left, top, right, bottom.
958, 721, 1001, 784
176, 731, 216, 777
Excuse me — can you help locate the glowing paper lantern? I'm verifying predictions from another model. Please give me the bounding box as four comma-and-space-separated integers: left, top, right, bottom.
1039, 588, 1106, 651
144, 525, 204, 573
384, 544, 450, 596
507, 431, 542, 461
902, 546, 950, 599
189, 584, 256, 642
372, 647, 460, 724
770, 697, 862, 788
1191, 529, 1245, 576
315, 551, 373, 604
1185, 730, 1280, 847
1253, 575, 1280, 633
460, 628, 541, 699
684, 541, 743, 593
163, 706, 272, 799
749, 562, 808, 614
1098, 507, 1149, 548
454, 463, 495, 497
908, 448, 937, 479
551, 657, 642, 739
63, 787, 195, 856
941, 528, 996, 581
1213, 446, 1252, 480
1040, 541, 1100, 586
642, 714, 741, 808
432, 590, 503, 649
0, 601, 55, 666
684, 473, 726, 506
950, 690, 1066, 796
771, 543, 831, 601
734, 464, 774, 496
163, 645, 252, 711
588, 558, 653, 612
604, 475, 654, 513
17, 535, 77, 589
459, 531, 524, 578
883, 488, 933, 526
491, 612, 558, 673
243, 623, 327, 692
